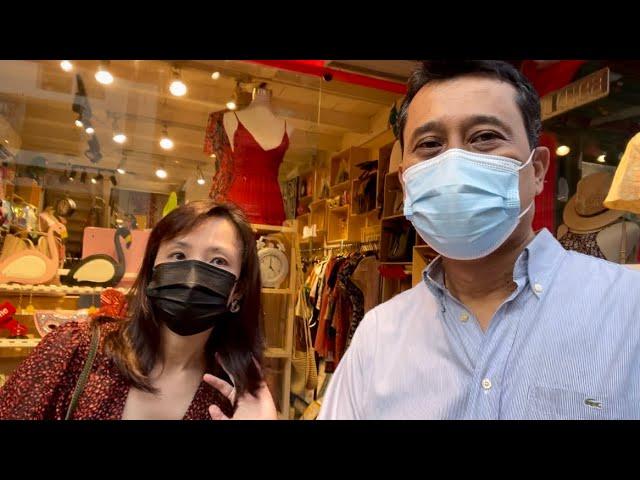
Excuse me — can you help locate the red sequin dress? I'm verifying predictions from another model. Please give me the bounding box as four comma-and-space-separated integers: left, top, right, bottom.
205, 111, 288, 226
0, 321, 232, 420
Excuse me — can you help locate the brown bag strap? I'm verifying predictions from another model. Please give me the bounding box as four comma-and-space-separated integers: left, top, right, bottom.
65, 325, 100, 420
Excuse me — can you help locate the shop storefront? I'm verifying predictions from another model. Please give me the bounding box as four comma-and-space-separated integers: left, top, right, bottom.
1, 59, 639, 420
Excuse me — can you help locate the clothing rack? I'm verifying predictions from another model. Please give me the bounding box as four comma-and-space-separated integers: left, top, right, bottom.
301, 239, 379, 255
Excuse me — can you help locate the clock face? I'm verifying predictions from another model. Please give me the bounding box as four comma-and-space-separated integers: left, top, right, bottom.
259, 248, 288, 287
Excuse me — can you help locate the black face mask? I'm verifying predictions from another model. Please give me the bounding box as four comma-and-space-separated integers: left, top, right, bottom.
146, 260, 238, 336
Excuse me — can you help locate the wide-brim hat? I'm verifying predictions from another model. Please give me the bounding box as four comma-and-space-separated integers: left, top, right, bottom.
563, 171, 623, 231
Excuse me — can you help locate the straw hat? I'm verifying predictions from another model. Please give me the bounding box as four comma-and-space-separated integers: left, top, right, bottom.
563, 172, 623, 231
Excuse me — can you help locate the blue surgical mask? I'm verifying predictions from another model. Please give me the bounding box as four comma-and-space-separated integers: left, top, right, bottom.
403, 148, 535, 260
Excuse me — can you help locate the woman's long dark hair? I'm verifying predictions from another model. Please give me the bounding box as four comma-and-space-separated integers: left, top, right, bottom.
103, 200, 263, 400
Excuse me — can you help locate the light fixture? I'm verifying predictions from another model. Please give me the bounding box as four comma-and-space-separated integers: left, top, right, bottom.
597, 154, 606, 163
111, 115, 127, 144
80, 171, 87, 184
60, 60, 73, 72
211, 71, 220, 80
95, 171, 104, 182
556, 145, 571, 157
226, 101, 237, 111
209, 153, 216, 159
91, 177, 97, 185
85, 120, 95, 135
156, 158, 168, 179
69, 169, 77, 182
117, 166, 126, 175
159, 124, 174, 150
169, 67, 187, 97
197, 164, 206, 185
95, 61, 114, 85
109, 174, 118, 186
75, 119, 84, 128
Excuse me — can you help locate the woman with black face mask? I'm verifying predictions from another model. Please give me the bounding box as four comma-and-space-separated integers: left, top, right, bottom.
0, 201, 277, 420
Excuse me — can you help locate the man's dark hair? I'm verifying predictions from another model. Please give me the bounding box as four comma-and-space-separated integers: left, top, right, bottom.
398, 60, 542, 150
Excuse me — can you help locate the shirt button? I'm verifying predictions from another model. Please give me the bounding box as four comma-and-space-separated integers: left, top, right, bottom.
534, 283, 543, 293
459, 312, 469, 322
481, 378, 492, 390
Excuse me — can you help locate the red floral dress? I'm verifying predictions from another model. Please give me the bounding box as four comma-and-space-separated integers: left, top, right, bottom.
0, 320, 232, 420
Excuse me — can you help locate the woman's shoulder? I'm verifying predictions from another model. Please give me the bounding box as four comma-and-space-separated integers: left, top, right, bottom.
40, 318, 121, 355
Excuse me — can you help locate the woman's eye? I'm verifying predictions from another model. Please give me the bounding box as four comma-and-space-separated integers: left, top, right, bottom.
170, 252, 186, 260
211, 257, 228, 267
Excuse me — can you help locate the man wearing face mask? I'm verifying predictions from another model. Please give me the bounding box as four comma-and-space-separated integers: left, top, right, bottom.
318, 61, 640, 420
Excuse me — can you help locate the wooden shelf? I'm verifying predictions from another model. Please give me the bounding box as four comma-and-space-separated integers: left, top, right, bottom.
330, 181, 350, 193
382, 214, 406, 221
261, 288, 293, 295
251, 224, 295, 234
329, 205, 349, 214
0, 283, 129, 297
309, 199, 327, 208
265, 347, 290, 359
0, 338, 40, 349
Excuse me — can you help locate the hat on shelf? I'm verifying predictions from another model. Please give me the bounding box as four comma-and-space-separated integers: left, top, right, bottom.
563, 171, 624, 232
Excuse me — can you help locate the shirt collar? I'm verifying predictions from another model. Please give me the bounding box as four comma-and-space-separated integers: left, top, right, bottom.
423, 228, 567, 299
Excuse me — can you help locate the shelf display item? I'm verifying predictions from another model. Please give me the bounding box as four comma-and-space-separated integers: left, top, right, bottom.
61, 227, 132, 287
257, 235, 289, 288
0, 221, 66, 285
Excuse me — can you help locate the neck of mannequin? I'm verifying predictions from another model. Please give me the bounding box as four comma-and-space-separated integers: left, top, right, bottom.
250, 89, 272, 108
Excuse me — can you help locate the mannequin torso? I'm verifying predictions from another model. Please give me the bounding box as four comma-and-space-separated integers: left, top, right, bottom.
223, 91, 294, 152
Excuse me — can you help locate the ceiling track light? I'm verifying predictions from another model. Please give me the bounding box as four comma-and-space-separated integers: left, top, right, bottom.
117, 154, 127, 175
169, 66, 187, 97
95, 60, 114, 85
111, 114, 127, 144
159, 123, 174, 150
197, 164, 206, 185
95, 170, 104, 182
155, 158, 168, 179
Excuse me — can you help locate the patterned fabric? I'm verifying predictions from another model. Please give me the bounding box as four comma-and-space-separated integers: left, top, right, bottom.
340, 254, 365, 349
205, 110, 235, 203
0, 321, 232, 420
559, 230, 607, 259
319, 229, 640, 419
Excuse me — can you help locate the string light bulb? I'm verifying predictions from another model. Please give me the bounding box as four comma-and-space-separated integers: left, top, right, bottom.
60, 60, 73, 72
556, 145, 571, 156
211, 71, 220, 80
226, 101, 237, 111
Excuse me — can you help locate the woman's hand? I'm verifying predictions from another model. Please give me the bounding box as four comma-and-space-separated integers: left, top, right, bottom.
203, 356, 278, 420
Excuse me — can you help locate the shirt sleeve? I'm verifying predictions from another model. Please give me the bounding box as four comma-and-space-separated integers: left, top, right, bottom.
0, 321, 86, 420
317, 309, 376, 420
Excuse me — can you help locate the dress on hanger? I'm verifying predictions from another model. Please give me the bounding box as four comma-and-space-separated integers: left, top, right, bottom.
205, 110, 288, 226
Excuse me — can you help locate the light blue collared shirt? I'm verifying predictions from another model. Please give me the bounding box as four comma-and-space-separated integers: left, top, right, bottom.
318, 229, 640, 419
